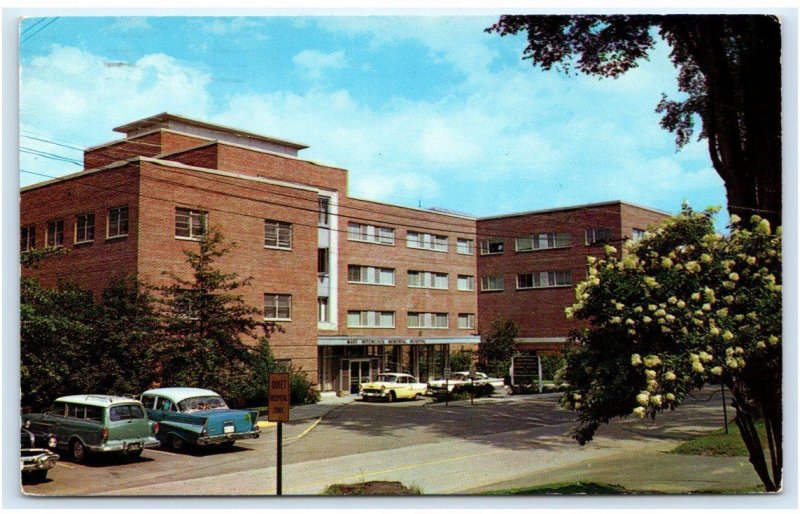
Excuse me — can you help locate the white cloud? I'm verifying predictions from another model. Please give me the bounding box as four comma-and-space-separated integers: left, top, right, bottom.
292, 49, 347, 79
195, 17, 264, 36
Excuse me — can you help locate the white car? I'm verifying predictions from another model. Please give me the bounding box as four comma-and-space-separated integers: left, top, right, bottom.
428, 371, 505, 391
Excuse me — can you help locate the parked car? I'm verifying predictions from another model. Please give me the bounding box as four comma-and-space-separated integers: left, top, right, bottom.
428, 371, 505, 392
359, 373, 428, 402
20, 427, 59, 483
140, 388, 260, 451
22, 395, 159, 463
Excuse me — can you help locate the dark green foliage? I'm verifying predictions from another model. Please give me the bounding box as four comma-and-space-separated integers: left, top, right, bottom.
540, 354, 566, 381
156, 227, 267, 399
447, 349, 474, 372
289, 368, 320, 406
224, 337, 280, 408
487, 15, 781, 226
478, 316, 519, 378
20, 246, 67, 269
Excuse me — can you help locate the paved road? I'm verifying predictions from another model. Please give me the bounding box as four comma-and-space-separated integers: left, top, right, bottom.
21, 391, 744, 496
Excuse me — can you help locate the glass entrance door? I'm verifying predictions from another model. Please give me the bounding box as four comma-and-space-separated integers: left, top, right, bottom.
349, 360, 371, 394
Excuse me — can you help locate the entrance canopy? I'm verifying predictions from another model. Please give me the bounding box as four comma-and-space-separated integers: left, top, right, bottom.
318, 336, 481, 347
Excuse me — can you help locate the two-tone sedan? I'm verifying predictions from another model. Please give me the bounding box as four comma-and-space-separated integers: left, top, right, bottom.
140, 388, 260, 451
359, 373, 428, 402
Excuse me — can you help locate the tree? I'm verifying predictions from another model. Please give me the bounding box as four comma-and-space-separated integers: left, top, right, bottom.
156, 226, 268, 399
561, 206, 781, 491
487, 15, 781, 226
478, 316, 520, 377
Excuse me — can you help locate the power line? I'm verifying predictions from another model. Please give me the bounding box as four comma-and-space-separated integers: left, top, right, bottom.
21, 18, 47, 36
20, 17, 59, 44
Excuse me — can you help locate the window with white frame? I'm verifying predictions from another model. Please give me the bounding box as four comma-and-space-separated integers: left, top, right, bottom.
21, 225, 35, 253
457, 275, 475, 291
318, 297, 329, 323
107, 205, 129, 239
175, 208, 207, 240
318, 197, 330, 226
348, 222, 395, 245
265, 220, 292, 249
407, 312, 449, 329
479, 238, 504, 255
480, 275, 504, 292
458, 313, 475, 329
456, 238, 474, 255
347, 310, 395, 328
264, 293, 292, 320
46, 219, 64, 248
516, 232, 571, 252
585, 227, 613, 245
517, 271, 572, 289
632, 228, 647, 241
75, 213, 95, 244
407, 231, 448, 252
407, 270, 448, 289
347, 265, 395, 286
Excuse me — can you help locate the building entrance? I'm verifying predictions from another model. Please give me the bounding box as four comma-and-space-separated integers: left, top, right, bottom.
347, 359, 371, 394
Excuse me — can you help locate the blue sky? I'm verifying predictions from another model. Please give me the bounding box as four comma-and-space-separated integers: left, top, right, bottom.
19, 15, 726, 223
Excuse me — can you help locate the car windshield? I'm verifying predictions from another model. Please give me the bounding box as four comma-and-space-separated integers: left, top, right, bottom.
376, 375, 398, 383
178, 395, 228, 412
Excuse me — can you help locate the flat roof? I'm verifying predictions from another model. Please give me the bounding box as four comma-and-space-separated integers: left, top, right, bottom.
478, 200, 672, 221
113, 112, 309, 151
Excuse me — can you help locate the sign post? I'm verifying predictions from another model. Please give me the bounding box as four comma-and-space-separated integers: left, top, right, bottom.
443, 367, 451, 406
268, 372, 290, 496
469, 365, 477, 406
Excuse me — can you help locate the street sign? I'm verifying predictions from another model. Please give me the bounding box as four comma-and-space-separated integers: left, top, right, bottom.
268, 373, 290, 422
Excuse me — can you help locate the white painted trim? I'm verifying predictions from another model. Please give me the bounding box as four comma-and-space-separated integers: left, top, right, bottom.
514, 337, 569, 344
348, 195, 477, 221
318, 191, 339, 331
21, 158, 139, 193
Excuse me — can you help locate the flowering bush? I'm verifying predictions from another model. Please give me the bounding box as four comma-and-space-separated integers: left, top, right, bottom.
562, 205, 782, 491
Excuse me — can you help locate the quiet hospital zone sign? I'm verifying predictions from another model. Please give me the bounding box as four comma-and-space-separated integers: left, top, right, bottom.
268, 373, 290, 422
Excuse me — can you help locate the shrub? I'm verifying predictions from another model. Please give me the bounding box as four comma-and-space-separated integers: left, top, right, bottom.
290, 368, 320, 406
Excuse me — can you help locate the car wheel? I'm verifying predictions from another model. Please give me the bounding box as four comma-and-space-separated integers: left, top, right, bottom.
127, 449, 143, 459
69, 438, 88, 463
169, 435, 185, 452
386, 391, 395, 403
414, 393, 422, 401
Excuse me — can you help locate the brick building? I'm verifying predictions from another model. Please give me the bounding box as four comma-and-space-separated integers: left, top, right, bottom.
20, 113, 668, 394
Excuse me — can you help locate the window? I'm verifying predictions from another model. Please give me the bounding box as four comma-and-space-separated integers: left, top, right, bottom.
516, 232, 571, 252
407, 270, 448, 289
457, 275, 475, 291
264, 294, 292, 320
480, 238, 504, 255
21, 225, 35, 252
407, 231, 448, 252
458, 313, 475, 329
408, 312, 449, 329
632, 228, 647, 241
318, 298, 329, 323
175, 208, 207, 240
347, 310, 395, 328
517, 271, 572, 289
480, 275, 504, 291
585, 227, 613, 245
318, 248, 329, 274
318, 197, 330, 226
46, 220, 64, 248
75, 213, 95, 244
107, 205, 129, 239
265, 220, 292, 249
109, 404, 145, 421
348, 265, 395, 286
456, 238, 474, 255
348, 222, 395, 245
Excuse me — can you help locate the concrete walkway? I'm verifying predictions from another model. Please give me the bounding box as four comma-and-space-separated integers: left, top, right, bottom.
257, 394, 356, 427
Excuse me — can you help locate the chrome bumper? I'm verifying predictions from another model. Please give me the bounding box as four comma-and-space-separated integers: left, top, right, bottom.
197, 430, 260, 446
87, 436, 160, 453
21, 449, 59, 472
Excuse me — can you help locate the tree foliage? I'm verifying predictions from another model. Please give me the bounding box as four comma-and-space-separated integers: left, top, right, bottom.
155, 226, 274, 399
478, 316, 520, 377
561, 206, 781, 491
487, 15, 781, 225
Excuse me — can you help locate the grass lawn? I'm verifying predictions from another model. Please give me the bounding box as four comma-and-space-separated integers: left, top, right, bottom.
671, 420, 767, 457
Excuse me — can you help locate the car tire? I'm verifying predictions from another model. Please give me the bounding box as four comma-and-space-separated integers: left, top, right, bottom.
70, 438, 87, 463
386, 391, 395, 403
168, 435, 185, 452
127, 449, 143, 459
414, 393, 422, 401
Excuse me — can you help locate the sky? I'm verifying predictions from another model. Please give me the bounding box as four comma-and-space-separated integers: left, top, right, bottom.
18, 15, 727, 224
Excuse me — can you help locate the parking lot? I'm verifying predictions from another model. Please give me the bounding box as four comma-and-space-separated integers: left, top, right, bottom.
21, 391, 738, 496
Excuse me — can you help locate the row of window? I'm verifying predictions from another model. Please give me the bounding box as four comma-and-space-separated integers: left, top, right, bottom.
262, 295, 475, 329
21, 206, 129, 251
479, 228, 618, 255
347, 265, 475, 291
346, 310, 475, 329
347, 222, 475, 255
480, 271, 573, 292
